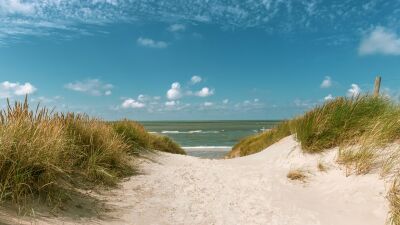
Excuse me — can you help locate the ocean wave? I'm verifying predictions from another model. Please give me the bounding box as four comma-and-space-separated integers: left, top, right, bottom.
183, 146, 232, 152
160, 130, 220, 134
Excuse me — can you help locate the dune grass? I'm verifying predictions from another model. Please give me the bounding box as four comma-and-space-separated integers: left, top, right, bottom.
229, 96, 400, 161
317, 162, 328, 172
227, 121, 292, 157
112, 119, 186, 155
287, 169, 307, 182
389, 180, 400, 225
229, 95, 400, 224
0, 98, 184, 210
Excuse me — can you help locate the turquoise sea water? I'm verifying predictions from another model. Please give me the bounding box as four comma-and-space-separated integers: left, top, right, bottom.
141, 121, 280, 159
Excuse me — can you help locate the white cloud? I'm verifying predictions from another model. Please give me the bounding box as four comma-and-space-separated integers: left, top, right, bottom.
167, 82, 182, 100
65, 79, 113, 96
137, 37, 168, 49
165, 100, 177, 107
254, 98, 259, 102
0, 0, 35, 15
204, 102, 213, 106
223, 99, 229, 104
190, 75, 202, 84
121, 98, 145, 109
195, 87, 214, 97
359, 26, 400, 56
294, 99, 314, 108
31, 95, 62, 103
168, 24, 186, 32
0, 81, 37, 98
324, 94, 334, 101
320, 76, 332, 88
347, 84, 361, 97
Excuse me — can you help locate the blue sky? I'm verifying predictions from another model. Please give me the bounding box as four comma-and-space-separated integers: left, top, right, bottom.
1, 0, 400, 120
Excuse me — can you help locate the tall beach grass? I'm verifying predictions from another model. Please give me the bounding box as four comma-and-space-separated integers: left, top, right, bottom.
228, 95, 400, 224
0, 97, 184, 210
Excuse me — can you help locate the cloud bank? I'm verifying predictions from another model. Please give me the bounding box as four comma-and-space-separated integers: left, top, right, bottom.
2, 0, 400, 44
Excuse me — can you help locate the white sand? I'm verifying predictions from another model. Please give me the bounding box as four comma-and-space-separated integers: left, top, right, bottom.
7, 136, 389, 225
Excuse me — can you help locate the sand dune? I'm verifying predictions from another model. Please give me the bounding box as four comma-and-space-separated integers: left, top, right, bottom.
9, 136, 388, 225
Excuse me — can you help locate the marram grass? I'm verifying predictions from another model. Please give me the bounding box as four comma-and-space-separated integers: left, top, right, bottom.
229, 95, 400, 225
0, 98, 184, 210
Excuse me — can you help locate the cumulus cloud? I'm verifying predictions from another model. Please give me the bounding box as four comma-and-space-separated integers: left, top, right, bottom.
223, 99, 229, 104
168, 24, 186, 32
0, 81, 37, 98
65, 79, 113, 96
167, 82, 182, 100
359, 26, 400, 56
324, 94, 334, 101
347, 84, 361, 97
137, 37, 168, 49
190, 75, 202, 84
195, 87, 214, 97
121, 98, 145, 109
320, 76, 332, 88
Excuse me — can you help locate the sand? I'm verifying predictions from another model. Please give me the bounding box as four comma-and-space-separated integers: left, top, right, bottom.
5, 136, 389, 225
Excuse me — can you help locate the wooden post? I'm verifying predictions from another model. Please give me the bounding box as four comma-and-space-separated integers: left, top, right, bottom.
374, 76, 381, 97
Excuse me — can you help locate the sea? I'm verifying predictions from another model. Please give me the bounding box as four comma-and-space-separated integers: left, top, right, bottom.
141, 121, 280, 159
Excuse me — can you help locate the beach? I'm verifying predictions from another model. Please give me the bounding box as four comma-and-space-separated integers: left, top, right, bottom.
14, 135, 387, 225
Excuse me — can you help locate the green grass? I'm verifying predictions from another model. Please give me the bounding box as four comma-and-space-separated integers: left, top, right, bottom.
229, 95, 400, 160
0, 97, 185, 210
112, 119, 186, 155
227, 121, 292, 157
229, 95, 400, 225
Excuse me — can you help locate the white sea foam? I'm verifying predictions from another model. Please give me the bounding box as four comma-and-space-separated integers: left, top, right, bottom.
161, 130, 220, 134
183, 146, 232, 152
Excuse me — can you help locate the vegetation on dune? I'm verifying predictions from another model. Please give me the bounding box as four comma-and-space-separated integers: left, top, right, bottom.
229, 96, 400, 163
287, 169, 307, 182
389, 180, 400, 225
0, 98, 184, 210
229, 121, 291, 157
112, 120, 186, 155
229, 95, 400, 225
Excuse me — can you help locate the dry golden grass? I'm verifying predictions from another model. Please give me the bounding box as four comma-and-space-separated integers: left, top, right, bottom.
0, 97, 185, 211
112, 120, 186, 155
317, 162, 328, 172
287, 169, 307, 182
388, 180, 400, 225
229, 95, 400, 224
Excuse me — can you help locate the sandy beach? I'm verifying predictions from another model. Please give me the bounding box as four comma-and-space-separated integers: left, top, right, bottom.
10, 135, 388, 225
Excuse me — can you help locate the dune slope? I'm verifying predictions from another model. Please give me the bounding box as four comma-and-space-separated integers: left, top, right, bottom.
10, 135, 388, 225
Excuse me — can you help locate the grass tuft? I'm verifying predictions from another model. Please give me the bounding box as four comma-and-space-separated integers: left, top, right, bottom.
112, 119, 186, 155
287, 169, 307, 182
388, 179, 400, 225
317, 162, 328, 172
227, 121, 292, 157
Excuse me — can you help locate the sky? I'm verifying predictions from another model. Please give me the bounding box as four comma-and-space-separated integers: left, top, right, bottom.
0, 0, 400, 120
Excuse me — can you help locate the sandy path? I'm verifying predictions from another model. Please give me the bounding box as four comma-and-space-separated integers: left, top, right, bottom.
103, 136, 388, 225
9, 136, 388, 225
